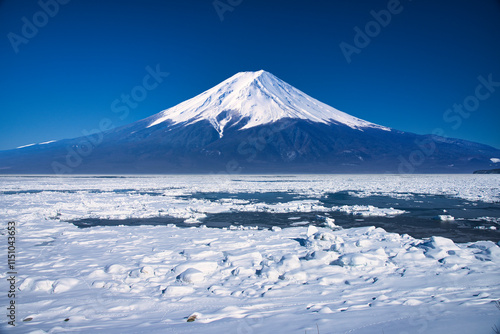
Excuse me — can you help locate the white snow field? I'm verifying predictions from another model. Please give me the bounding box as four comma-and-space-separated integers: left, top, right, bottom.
1, 174, 500, 333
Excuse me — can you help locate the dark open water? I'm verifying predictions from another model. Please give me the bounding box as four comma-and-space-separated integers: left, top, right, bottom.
68, 191, 500, 243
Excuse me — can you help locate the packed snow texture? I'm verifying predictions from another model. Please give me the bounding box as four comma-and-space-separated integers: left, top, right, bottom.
147, 70, 390, 136
1, 175, 500, 333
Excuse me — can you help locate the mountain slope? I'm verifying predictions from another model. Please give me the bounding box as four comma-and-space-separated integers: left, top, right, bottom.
0, 70, 499, 174
145, 70, 390, 136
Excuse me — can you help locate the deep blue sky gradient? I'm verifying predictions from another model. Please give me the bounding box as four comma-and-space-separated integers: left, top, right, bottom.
1, 0, 499, 150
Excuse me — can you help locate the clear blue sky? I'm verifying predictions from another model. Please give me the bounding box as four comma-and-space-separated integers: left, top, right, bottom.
1, 0, 499, 150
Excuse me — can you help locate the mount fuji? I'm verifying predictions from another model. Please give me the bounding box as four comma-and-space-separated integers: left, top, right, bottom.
1, 70, 499, 174
145, 70, 390, 136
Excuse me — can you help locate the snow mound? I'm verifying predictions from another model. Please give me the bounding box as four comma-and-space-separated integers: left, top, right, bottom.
419, 236, 461, 260
53, 278, 80, 293
177, 268, 205, 283
173, 261, 218, 275
162, 286, 195, 297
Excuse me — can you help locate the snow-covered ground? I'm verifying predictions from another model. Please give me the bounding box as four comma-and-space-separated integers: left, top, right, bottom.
1, 175, 500, 333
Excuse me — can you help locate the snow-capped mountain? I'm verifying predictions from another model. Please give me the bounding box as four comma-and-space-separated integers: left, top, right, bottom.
146, 70, 389, 137
0, 70, 499, 174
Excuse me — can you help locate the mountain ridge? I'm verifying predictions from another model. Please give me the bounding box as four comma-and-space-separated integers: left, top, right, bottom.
0, 70, 499, 174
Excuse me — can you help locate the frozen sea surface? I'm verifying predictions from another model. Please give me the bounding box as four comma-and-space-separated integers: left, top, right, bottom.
70, 189, 500, 243
1, 175, 500, 333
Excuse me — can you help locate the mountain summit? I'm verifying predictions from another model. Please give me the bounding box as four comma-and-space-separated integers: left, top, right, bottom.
146, 70, 389, 137
0, 71, 499, 174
